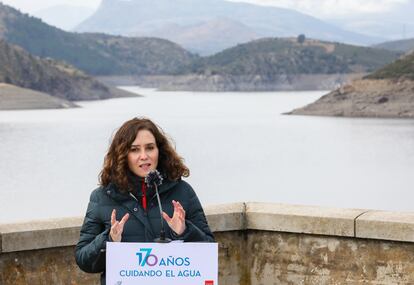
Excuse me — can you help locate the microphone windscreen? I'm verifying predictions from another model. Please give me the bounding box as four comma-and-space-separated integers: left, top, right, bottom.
145, 170, 163, 187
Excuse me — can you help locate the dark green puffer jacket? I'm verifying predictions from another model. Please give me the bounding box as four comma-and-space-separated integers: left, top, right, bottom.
75, 179, 214, 283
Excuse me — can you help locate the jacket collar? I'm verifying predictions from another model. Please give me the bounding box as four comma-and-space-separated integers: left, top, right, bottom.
105, 174, 180, 202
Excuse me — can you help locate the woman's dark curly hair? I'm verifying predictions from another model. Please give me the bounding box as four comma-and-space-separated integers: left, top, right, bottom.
99, 117, 189, 191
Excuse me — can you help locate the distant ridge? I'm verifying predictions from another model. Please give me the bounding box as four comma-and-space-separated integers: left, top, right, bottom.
373, 38, 414, 53
75, 0, 384, 55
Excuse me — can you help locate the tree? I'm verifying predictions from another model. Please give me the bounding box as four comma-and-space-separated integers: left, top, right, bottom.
297, 34, 306, 45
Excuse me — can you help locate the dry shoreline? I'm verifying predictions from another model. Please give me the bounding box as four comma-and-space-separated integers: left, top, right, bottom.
4, 77, 413, 118
0, 83, 78, 110
0, 83, 140, 111
287, 79, 414, 118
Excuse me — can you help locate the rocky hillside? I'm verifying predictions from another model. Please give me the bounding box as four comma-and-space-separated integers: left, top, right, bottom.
0, 39, 133, 101
185, 38, 400, 76
0, 3, 195, 75
135, 38, 399, 91
288, 52, 414, 118
365, 52, 414, 80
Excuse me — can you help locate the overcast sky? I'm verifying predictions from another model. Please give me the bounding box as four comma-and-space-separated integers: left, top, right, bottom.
230, 0, 410, 18
1, 0, 101, 13
0, 0, 410, 19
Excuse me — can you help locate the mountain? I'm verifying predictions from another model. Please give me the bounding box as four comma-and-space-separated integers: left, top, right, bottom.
187, 38, 400, 75
130, 37, 400, 92
75, 0, 383, 55
0, 39, 132, 102
288, 51, 414, 118
33, 5, 95, 31
373, 38, 414, 53
137, 17, 260, 56
0, 2, 401, 94
0, 3, 196, 75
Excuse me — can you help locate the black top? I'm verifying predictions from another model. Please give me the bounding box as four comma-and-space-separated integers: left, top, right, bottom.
75, 178, 214, 284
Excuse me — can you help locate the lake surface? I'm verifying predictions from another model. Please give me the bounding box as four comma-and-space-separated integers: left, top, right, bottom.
0, 88, 413, 223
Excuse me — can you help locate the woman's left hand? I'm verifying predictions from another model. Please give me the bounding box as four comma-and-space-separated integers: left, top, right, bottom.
162, 200, 186, 235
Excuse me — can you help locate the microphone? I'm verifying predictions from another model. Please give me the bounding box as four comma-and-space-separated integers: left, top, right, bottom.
145, 170, 171, 243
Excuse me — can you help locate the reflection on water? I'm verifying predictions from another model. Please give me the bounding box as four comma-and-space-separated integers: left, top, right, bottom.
0, 88, 413, 223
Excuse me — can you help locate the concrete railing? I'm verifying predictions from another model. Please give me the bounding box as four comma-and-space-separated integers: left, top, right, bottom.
207, 202, 414, 242
1, 202, 414, 284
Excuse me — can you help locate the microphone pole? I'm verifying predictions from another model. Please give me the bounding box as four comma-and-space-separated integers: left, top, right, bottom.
145, 170, 171, 243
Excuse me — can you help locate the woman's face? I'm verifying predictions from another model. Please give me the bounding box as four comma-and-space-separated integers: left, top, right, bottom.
127, 129, 159, 177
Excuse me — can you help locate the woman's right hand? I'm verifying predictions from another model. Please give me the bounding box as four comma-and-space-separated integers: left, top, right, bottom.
109, 209, 129, 242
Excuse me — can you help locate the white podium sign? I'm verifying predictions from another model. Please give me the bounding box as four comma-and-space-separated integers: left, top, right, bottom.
106, 242, 218, 285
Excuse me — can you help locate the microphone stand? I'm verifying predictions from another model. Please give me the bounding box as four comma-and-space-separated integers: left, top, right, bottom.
146, 170, 171, 243
153, 183, 171, 243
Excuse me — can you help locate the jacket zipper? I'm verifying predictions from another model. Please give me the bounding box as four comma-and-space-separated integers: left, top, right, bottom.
129, 192, 148, 216
129, 192, 138, 202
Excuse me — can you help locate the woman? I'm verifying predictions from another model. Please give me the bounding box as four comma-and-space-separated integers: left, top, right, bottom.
75, 117, 214, 283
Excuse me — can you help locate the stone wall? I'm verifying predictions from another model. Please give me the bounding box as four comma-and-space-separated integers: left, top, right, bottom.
1, 202, 414, 284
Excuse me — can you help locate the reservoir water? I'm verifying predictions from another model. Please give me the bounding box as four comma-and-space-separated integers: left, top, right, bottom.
0, 87, 413, 223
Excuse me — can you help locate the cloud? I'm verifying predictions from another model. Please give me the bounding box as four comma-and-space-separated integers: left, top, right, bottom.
227, 0, 409, 18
